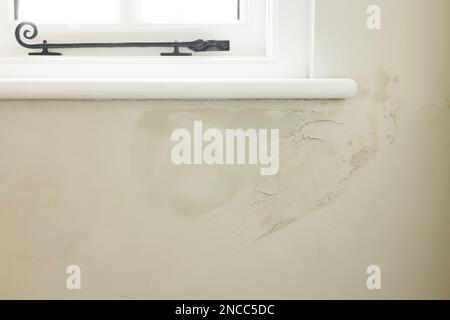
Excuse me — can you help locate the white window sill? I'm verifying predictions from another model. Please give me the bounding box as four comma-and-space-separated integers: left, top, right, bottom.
0, 78, 357, 100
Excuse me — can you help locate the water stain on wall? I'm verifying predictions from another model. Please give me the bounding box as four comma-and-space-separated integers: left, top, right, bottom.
131, 79, 399, 244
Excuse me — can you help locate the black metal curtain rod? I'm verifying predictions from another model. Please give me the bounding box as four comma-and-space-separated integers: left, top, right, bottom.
15, 22, 230, 56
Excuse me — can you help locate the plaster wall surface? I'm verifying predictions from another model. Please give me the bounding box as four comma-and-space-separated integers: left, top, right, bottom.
0, 0, 449, 299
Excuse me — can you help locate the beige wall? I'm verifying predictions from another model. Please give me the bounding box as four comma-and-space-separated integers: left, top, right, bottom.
0, 0, 449, 299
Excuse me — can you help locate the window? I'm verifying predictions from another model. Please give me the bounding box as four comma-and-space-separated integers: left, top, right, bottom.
0, 0, 357, 99
15, 0, 241, 24
16, 0, 121, 24
139, 0, 240, 23
9, 0, 258, 57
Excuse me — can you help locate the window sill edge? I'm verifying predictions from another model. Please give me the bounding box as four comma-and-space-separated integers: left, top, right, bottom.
0, 78, 357, 100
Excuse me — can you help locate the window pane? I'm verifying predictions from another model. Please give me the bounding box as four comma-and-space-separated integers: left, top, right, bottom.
139, 0, 239, 23
17, 0, 121, 24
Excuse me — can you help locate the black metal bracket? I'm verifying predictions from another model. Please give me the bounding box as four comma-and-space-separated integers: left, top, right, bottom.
15, 22, 230, 56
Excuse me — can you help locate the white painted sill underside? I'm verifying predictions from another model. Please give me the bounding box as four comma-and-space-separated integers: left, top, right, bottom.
0, 78, 357, 99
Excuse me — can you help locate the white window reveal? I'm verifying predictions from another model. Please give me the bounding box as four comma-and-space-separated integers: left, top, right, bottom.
0, 0, 357, 99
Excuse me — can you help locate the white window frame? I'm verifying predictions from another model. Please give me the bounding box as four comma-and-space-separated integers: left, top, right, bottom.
0, 0, 357, 99
3, 0, 266, 57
